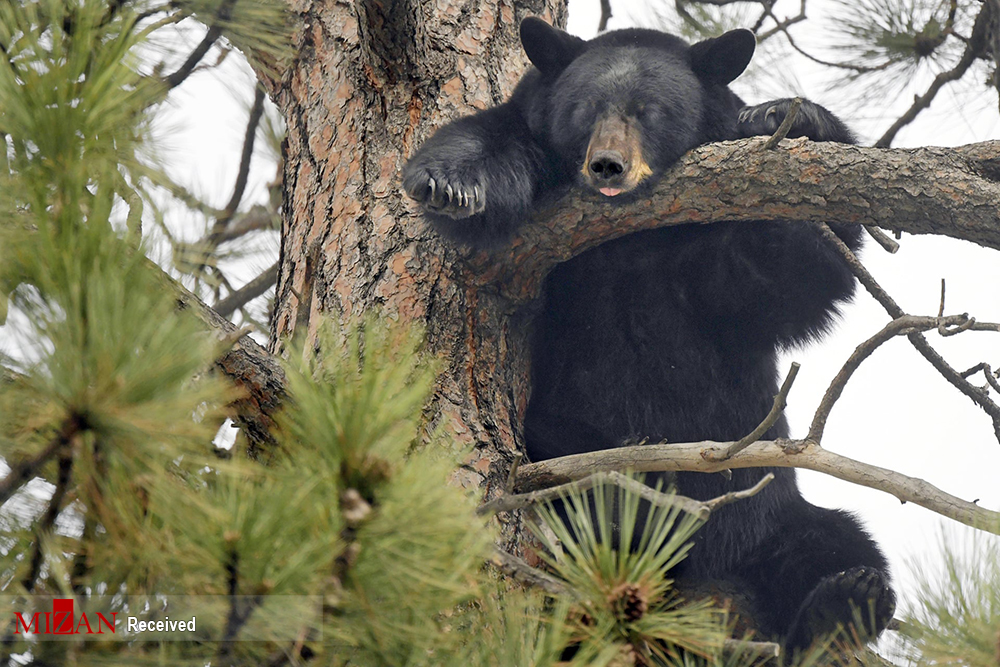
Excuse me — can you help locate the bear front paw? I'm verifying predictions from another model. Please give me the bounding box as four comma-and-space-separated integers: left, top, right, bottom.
737, 98, 850, 143
785, 565, 896, 652
737, 99, 804, 135
403, 167, 486, 220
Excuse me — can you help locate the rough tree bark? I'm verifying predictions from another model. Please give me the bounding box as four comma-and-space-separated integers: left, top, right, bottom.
267, 0, 565, 550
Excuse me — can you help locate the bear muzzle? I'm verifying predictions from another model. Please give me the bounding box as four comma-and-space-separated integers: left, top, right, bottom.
582, 114, 653, 197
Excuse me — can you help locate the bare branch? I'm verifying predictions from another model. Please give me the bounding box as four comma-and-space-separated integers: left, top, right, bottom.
814, 223, 1000, 432
598, 0, 611, 32
961, 363, 1000, 396
215, 86, 268, 230
763, 3, 887, 74
807, 315, 974, 443
514, 439, 1000, 533
490, 549, 572, 597
163, 0, 238, 90
756, 0, 805, 42
479, 470, 773, 520
0, 415, 81, 505
210, 205, 280, 245
214, 262, 278, 319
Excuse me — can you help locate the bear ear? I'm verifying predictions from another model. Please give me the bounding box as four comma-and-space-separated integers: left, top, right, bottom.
520, 17, 587, 77
690, 29, 756, 84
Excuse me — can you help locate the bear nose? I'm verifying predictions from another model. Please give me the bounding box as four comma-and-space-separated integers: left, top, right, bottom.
589, 150, 626, 180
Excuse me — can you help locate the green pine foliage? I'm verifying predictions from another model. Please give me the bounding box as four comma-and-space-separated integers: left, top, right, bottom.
530, 480, 723, 664
895, 532, 1000, 667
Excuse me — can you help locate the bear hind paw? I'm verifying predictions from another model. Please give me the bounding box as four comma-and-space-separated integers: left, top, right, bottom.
785, 565, 896, 653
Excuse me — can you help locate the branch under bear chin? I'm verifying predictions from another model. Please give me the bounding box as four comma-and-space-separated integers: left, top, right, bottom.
454, 137, 1000, 303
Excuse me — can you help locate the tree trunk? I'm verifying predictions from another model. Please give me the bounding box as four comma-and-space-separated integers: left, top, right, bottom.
268, 1, 566, 550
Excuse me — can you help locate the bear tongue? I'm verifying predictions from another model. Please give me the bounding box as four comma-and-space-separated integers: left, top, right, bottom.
600, 187, 622, 197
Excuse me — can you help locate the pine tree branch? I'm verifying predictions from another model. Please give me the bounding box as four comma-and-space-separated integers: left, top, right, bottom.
0, 414, 81, 506
875, 0, 993, 147
466, 139, 1000, 304
156, 261, 286, 457
214, 261, 279, 318
513, 438, 1000, 534
163, 0, 239, 90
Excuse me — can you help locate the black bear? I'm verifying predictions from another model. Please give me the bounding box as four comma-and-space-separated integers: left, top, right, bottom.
403, 18, 895, 653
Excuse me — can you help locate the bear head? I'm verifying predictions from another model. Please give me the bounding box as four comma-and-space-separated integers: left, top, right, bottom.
519, 18, 755, 199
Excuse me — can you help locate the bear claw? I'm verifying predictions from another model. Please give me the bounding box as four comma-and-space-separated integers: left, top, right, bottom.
405, 170, 486, 220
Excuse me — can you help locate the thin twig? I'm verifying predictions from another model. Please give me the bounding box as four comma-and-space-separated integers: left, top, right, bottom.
704, 363, 799, 461
214, 262, 279, 319
163, 0, 238, 89
480, 470, 774, 522
504, 452, 523, 494
703, 473, 775, 513
807, 315, 972, 443
864, 225, 900, 253
723, 637, 781, 659
762, 97, 802, 149
490, 549, 572, 596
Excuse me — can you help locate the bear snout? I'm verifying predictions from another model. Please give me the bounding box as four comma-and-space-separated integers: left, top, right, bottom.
582, 115, 652, 196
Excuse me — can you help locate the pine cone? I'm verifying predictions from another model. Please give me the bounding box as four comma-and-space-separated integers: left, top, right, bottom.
610, 583, 648, 622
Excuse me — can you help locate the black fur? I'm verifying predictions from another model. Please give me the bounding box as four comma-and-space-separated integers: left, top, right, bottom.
403, 18, 895, 652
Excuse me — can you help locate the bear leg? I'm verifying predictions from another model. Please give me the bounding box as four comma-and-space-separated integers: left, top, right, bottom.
785, 565, 895, 654
734, 500, 895, 651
